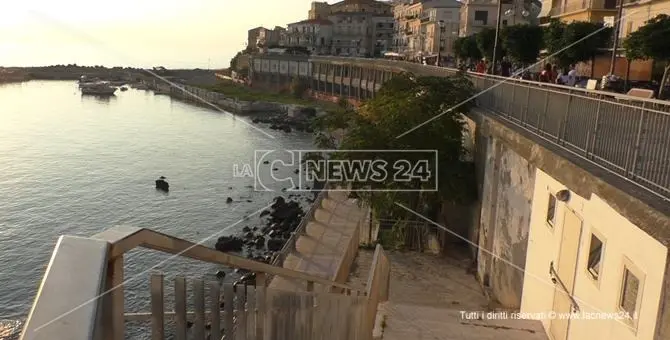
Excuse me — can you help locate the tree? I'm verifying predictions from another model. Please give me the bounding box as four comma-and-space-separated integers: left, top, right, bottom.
543, 19, 611, 69
453, 35, 482, 62
622, 14, 670, 98
622, 31, 645, 91
502, 24, 544, 66
311, 73, 478, 226
290, 77, 308, 98
476, 28, 503, 62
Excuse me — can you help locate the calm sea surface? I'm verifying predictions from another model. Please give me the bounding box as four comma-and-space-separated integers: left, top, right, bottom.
0, 81, 313, 330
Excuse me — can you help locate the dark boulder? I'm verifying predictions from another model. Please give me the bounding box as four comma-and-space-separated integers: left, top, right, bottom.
260, 210, 271, 217
271, 201, 302, 221
242, 226, 251, 232
226, 197, 233, 203
215, 236, 243, 252
267, 238, 285, 251
155, 178, 169, 192
271, 196, 285, 209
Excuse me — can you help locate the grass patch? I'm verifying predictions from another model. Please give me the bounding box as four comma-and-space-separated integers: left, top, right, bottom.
201, 81, 340, 111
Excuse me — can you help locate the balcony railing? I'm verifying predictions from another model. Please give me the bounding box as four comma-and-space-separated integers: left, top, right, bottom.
547, 0, 618, 16
308, 56, 670, 201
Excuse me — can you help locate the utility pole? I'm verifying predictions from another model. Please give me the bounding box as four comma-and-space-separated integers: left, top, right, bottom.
609, 0, 624, 75
491, 0, 504, 75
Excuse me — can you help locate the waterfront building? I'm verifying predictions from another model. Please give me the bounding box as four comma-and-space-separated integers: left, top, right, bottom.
283, 19, 334, 55
392, 0, 461, 60
458, 0, 534, 37
247, 26, 285, 51
308, 0, 394, 19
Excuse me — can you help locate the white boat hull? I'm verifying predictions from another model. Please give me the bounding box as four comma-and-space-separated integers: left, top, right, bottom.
81, 86, 116, 95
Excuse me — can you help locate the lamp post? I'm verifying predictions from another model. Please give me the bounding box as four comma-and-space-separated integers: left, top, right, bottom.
491, 0, 504, 75
436, 20, 445, 66
609, 0, 624, 75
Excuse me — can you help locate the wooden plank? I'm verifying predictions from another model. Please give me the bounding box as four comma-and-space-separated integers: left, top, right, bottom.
99, 227, 361, 292
246, 286, 257, 340
256, 280, 266, 340
208, 281, 221, 340
305, 294, 314, 340
236, 285, 247, 340
109, 256, 125, 340
193, 279, 206, 340
174, 276, 188, 340
150, 273, 165, 340
224, 283, 235, 339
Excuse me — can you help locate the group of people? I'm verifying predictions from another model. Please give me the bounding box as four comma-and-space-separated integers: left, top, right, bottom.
463, 58, 579, 87
539, 63, 578, 86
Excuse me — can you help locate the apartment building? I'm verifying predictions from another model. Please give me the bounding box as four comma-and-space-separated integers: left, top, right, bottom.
422, 5, 461, 59
521, 169, 668, 340
536, 0, 617, 23
393, 0, 461, 59
328, 12, 392, 57
459, 0, 532, 36
247, 26, 285, 51
308, 0, 394, 19
283, 19, 334, 55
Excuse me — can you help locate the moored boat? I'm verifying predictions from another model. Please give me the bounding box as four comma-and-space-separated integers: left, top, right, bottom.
81, 83, 117, 96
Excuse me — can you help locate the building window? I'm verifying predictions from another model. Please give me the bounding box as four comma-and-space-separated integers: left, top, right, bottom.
474, 10, 488, 25
502, 20, 508, 26
546, 194, 557, 226
586, 234, 603, 280
619, 267, 640, 320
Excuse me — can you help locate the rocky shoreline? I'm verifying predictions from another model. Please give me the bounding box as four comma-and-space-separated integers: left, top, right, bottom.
212, 187, 322, 286
145, 80, 328, 118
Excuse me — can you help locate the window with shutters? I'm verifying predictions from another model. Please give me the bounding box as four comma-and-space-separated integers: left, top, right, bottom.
619, 264, 642, 326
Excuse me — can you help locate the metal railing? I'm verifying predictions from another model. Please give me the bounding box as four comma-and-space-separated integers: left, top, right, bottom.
306, 56, 670, 201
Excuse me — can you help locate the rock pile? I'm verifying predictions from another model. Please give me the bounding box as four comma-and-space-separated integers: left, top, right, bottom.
213, 193, 312, 284
251, 112, 314, 133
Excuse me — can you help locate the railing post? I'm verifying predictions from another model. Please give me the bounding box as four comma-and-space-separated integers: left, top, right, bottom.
523, 85, 531, 127
560, 89, 573, 143
540, 90, 550, 134
588, 95, 603, 159
630, 103, 647, 178
105, 255, 124, 340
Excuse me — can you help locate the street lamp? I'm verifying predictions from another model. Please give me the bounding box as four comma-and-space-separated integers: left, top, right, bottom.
492, 1, 531, 74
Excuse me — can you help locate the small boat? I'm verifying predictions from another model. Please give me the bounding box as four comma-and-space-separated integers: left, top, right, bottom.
79, 76, 102, 89
81, 82, 117, 96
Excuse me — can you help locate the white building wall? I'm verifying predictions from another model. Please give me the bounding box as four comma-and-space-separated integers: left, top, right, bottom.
521, 169, 667, 340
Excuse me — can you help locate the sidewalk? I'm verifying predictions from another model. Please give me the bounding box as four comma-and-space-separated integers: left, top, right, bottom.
269, 189, 367, 292
348, 249, 548, 340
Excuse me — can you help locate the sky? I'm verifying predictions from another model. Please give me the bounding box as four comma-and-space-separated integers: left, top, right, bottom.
0, 0, 324, 69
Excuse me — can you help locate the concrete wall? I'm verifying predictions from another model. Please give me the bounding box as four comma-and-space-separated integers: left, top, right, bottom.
477, 135, 534, 309
521, 169, 668, 340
